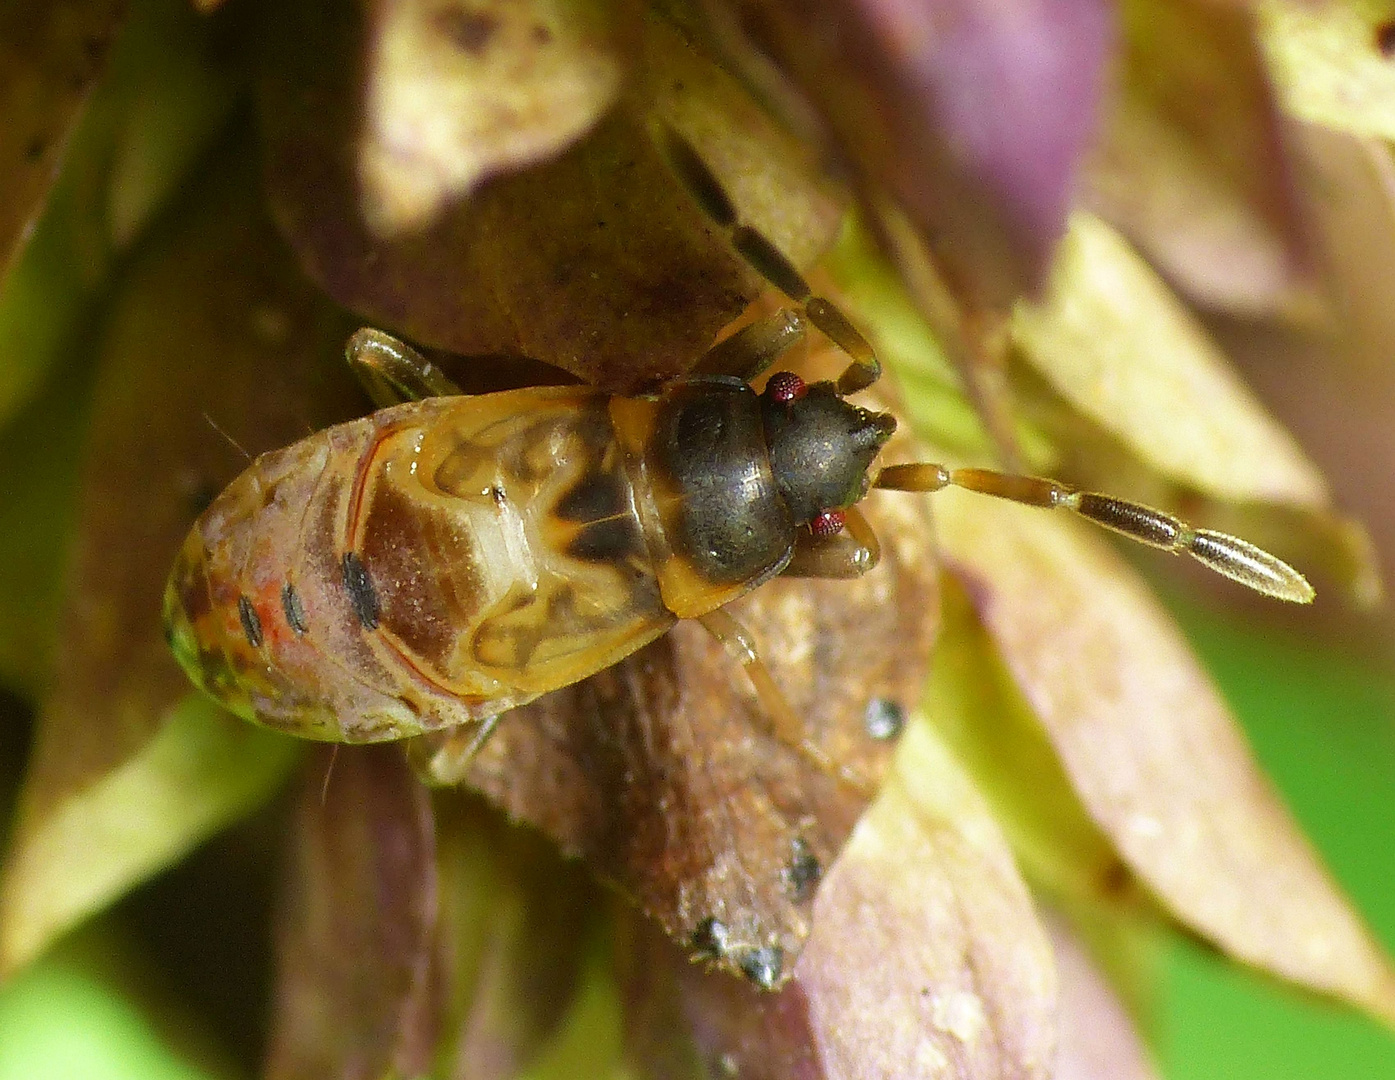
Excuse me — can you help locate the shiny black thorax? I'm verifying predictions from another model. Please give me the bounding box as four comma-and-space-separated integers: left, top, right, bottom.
651, 378, 895, 586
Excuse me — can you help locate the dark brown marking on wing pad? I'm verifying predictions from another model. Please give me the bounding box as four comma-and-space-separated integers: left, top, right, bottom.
177, 557, 214, 623
555, 467, 628, 522
281, 583, 309, 635
359, 481, 471, 669
238, 595, 264, 649
341, 551, 381, 630
557, 465, 646, 564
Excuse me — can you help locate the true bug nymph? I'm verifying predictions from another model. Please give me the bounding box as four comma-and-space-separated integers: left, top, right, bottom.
164, 128, 1313, 777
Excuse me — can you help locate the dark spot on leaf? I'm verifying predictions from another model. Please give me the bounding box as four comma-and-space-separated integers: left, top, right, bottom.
736, 945, 783, 988
692, 916, 730, 959
1098, 858, 1134, 899
238, 596, 264, 649
786, 837, 821, 902
1377, 20, 1395, 57
25, 137, 45, 163
434, 8, 501, 55
532, 23, 552, 45
863, 697, 905, 740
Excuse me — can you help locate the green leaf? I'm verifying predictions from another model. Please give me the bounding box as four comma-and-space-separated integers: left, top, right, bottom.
923, 579, 1134, 908
0, 960, 217, 1080
0, 695, 297, 976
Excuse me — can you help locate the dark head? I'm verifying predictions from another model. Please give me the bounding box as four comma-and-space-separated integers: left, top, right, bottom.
760, 375, 897, 525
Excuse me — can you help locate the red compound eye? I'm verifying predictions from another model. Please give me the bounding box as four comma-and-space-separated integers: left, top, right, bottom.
809, 508, 846, 538
765, 371, 806, 404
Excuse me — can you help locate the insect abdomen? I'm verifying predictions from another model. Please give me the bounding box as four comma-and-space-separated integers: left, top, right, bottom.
165, 389, 676, 741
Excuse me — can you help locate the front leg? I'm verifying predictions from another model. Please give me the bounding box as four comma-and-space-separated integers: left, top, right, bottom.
780, 507, 881, 579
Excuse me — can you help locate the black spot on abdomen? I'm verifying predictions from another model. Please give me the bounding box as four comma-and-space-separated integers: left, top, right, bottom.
238, 595, 264, 648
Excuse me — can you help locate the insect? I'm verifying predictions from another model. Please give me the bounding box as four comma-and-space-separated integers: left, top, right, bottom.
164, 127, 1314, 768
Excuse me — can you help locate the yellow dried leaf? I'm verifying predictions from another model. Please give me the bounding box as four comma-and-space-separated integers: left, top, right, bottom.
359, 0, 627, 235
935, 489, 1395, 1026
1260, 0, 1395, 139
1011, 212, 1329, 509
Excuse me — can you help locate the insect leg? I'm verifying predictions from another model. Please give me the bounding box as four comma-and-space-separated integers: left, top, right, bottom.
413, 713, 506, 786
874, 463, 1315, 603
782, 507, 881, 578
346, 327, 464, 406
697, 609, 871, 794
656, 124, 881, 395
689, 308, 808, 382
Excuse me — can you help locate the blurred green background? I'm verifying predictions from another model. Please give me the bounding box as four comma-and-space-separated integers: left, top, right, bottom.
1161, 602, 1395, 1079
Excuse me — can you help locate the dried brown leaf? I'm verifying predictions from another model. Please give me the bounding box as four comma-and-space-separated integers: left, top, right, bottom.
414, 456, 938, 986
618, 718, 1058, 1080
265, 745, 440, 1080
0, 0, 124, 278
935, 489, 1395, 1025
4, 136, 361, 958
358, 0, 628, 235
259, 4, 842, 391
730, 0, 1113, 309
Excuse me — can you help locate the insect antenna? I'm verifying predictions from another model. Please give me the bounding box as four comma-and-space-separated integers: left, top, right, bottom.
201, 412, 252, 463
874, 464, 1315, 603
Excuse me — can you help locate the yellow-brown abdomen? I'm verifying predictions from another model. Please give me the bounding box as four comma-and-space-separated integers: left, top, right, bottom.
165, 387, 675, 741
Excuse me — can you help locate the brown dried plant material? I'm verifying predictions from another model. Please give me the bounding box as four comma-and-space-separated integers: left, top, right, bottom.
0, 0, 124, 278
934, 489, 1395, 1025
358, 0, 628, 236
727, 0, 1113, 310
1085, 0, 1310, 318
265, 745, 440, 1080
1011, 213, 1331, 510
0, 140, 361, 971
414, 477, 938, 986
259, 4, 842, 391
618, 718, 1058, 1080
